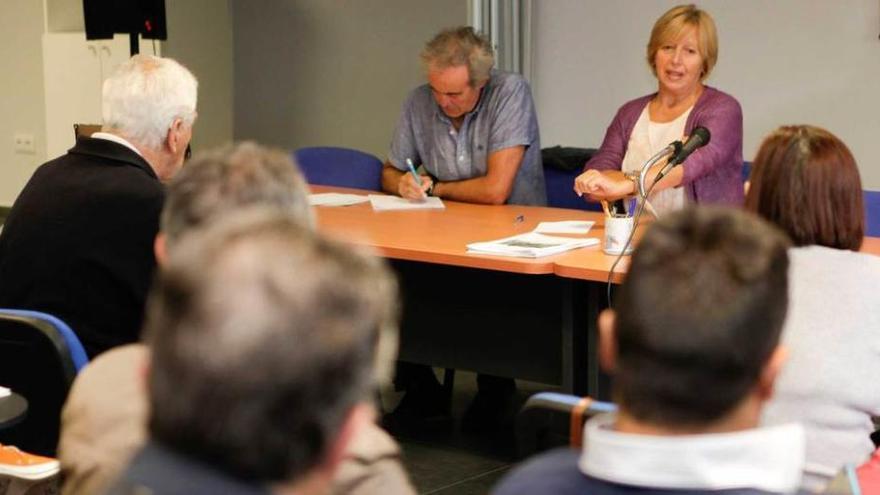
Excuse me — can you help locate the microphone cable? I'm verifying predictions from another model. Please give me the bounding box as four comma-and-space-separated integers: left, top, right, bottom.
605, 177, 661, 308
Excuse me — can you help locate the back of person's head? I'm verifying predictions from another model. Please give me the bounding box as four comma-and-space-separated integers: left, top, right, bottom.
102, 54, 198, 150
421, 26, 494, 86
745, 125, 864, 251
613, 206, 790, 428
161, 141, 313, 251
144, 208, 398, 484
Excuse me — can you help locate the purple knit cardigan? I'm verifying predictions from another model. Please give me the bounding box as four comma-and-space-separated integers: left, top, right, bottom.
584, 86, 744, 206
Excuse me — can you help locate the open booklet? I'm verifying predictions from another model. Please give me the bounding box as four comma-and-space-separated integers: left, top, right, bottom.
467, 232, 599, 258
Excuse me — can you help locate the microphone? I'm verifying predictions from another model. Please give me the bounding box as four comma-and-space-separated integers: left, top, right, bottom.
636, 140, 682, 200
656, 126, 711, 181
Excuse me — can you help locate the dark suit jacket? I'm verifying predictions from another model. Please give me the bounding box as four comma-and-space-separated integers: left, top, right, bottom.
107, 442, 271, 495
0, 137, 164, 358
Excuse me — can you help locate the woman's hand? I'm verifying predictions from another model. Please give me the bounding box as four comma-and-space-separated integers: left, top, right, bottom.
574, 169, 635, 201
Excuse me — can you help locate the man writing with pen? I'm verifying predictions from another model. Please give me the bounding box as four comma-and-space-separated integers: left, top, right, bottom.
381, 26, 545, 206
381, 26, 545, 432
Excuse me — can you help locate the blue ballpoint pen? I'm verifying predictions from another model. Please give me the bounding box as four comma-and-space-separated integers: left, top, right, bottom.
405, 158, 423, 187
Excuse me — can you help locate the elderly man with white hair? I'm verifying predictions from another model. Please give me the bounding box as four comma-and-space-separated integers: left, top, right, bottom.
0, 54, 197, 358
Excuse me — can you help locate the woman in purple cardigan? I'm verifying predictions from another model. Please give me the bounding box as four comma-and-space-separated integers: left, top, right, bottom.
574, 5, 743, 212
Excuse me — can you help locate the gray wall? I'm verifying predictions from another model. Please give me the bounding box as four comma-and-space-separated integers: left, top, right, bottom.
0, 1, 48, 205
4, 1, 880, 206
232, 0, 467, 159
0, 0, 233, 206
163, 0, 235, 152
530, 0, 880, 189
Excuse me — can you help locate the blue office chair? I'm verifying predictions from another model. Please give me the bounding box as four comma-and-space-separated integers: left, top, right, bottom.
0, 309, 88, 456
864, 190, 880, 237
516, 392, 616, 458
293, 146, 383, 191
742, 161, 752, 183
544, 167, 603, 212
541, 145, 601, 212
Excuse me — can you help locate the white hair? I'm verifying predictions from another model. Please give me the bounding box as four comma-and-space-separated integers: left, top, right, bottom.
102, 55, 198, 150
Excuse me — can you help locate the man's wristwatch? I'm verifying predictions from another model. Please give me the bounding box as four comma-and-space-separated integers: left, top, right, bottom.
426, 178, 436, 196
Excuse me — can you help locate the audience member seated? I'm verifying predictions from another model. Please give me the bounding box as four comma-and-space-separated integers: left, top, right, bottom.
0, 55, 198, 358
105, 208, 399, 494
574, 4, 743, 214
746, 125, 880, 491
0, 442, 60, 494
58, 143, 414, 495
493, 206, 805, 494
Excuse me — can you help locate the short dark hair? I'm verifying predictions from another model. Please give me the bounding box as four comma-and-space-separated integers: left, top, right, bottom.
145, 209, 398, 483
161, 141, 313, 248
614, 206, 790, 427
745, 125, 864, 251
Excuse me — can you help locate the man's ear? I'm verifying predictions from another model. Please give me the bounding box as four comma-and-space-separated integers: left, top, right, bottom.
154, 233, 167, 267
598, 309, 618, 373
137, 347, 151, 395
319, 403, 373, 478
166, 118, 184, 154
757, 345, 787, 401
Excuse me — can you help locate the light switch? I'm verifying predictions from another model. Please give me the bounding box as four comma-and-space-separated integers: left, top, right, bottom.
13, 133, 35, 154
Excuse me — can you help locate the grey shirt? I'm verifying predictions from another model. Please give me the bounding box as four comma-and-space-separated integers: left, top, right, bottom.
761, 245, 880, 491
388, 70, 546, 206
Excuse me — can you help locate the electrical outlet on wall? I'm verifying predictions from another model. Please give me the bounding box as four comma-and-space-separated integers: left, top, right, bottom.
13, 133, 35, 154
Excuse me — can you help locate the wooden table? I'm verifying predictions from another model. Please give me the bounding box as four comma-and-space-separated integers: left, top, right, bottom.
314, 186, 626, 396
314, 186, 880, 397
861, 237, 880, 256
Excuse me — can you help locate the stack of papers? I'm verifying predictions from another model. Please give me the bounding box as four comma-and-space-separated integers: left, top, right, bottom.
308, 193, 369, 207
0, 386, 10, 398
467, 232, 598, 258
533, 220, 594, 235
368, 195, 445, 211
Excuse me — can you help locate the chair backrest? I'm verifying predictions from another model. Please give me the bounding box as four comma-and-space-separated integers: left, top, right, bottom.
0, 309, 88, 456
742, 161, 752, 183
515, 392, 615, 459
864, 190, 880, 237
72, 123, 101, 140
543, 166, 603, 212
293, 146, 383, 191
542, 146, 603, 212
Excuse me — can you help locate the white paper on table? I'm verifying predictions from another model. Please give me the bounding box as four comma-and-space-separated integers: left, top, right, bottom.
467, 232, 599, 258
308, 193, 369, 207
0, 386, 10, 398
368, 194, 445, 211
533, 220, 594, 235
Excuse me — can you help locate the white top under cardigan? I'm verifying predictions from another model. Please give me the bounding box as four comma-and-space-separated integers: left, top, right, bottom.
621, 104, 691, 214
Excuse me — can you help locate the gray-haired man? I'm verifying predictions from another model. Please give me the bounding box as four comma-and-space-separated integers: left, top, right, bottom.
59, 143, 415, 495
382, 26, 545, 432
0, 54, 198, 358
